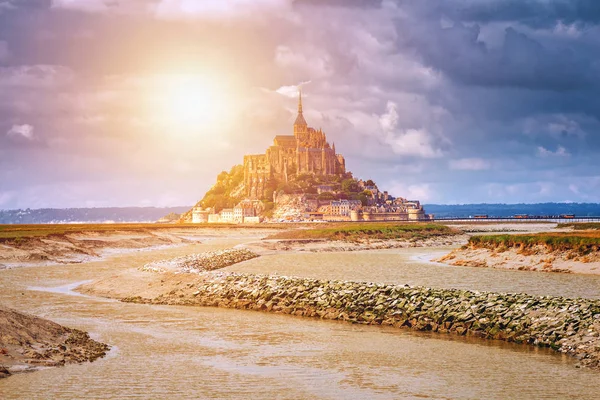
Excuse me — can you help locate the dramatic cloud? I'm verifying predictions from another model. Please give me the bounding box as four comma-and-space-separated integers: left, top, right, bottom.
379, 101, 444, 158
0, 0, 599, 208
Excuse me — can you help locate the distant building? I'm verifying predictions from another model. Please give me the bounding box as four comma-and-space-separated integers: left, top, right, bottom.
330, 200, 362, 216
192, 207, 212, 223
220, 209, 234, 223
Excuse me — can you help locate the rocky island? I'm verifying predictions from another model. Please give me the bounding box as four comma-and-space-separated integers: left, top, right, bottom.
179, 91, 432, 224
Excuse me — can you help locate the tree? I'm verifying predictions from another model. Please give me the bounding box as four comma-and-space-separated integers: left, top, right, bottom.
318, 192, 335, 201
296, 173, 312, 182
217, 171, 228, 182
357, 193, 368, 206
342, 178, 359, 193
365, 179, 375, 187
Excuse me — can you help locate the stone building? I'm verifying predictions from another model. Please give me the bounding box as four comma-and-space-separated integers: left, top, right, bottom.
233, 200, 257, 223
244, 90, 346, 199
192, 207, 212, 223
330, 200, 362, 217
220, 209, 234, 223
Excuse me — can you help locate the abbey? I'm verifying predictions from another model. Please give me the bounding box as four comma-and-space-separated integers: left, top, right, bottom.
243, 91, 346, 199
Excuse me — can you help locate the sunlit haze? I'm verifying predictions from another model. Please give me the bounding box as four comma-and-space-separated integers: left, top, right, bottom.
1, 0, 599, 209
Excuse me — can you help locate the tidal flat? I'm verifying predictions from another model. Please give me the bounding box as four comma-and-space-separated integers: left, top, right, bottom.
2, 224, 600, 399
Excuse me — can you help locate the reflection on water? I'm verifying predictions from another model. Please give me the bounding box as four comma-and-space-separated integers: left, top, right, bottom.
1, 241, 600, 399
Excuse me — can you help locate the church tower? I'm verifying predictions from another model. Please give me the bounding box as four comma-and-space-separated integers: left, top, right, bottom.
293, 88, 308, 142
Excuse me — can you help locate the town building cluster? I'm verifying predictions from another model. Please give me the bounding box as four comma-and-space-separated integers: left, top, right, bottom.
192, 200, 263, 224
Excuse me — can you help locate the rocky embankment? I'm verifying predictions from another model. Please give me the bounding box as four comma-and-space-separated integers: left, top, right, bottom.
141, 248, 259, 273
0, 306, 110, 378
122, 272, 600, 370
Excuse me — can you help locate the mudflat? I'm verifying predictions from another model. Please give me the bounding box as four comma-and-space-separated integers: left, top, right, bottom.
0, 224, 280, 268
0, 306, 109, 378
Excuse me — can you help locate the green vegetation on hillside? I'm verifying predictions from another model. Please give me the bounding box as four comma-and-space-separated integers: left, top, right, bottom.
269, 222, 459, 241
469, 232, 600, 254
274, 173, 370, 205
200, 165, 245, 211
196, 167, 377, 216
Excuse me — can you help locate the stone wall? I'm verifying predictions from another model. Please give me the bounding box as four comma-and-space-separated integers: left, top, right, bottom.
125, 272, 600, 370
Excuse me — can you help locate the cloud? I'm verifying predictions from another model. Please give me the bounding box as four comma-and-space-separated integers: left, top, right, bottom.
274, 81, 311, 98
153, 0, 291, 19
379, 101, 443, 158
0, 0, 599, 207
275, 45, 334, 80
537, 145, 570, 157
0, 65, 74, 88
0, 40, 8, 62
522, 114, 589, 141
388, 181, 435, 202
0, 190, 16, 208
51, 0, 110, 12
436, 0, 600, 27
449, 158, 491, 170
6, 124, 35, 141
0, 0, 51, 12
393, 5, 599, 92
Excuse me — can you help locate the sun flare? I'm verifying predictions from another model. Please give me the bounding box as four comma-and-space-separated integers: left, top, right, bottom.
150, 73, 231, 132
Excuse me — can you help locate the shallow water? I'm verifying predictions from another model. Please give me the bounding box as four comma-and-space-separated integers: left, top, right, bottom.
230, 247, 600, 299
1, 238, 600, 399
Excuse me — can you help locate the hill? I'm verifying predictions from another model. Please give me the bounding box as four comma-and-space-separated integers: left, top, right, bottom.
0, 207, 191, 224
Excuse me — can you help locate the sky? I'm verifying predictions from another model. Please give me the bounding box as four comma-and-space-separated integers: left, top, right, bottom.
1, 0, 599, 208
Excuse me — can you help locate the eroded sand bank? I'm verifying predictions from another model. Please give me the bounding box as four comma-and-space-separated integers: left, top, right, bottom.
0, 306, 109, 378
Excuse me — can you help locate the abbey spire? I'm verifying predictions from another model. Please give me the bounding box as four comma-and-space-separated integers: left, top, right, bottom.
293, 87, 307, 137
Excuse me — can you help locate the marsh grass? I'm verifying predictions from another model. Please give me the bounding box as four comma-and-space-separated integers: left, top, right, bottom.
557, 222, 600, 230
469, 232, 600, 255
0, 222, 285, 241
268, 222, 459, 241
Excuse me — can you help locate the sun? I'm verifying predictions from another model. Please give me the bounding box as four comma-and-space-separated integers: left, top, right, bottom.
150, 73, 231, 131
